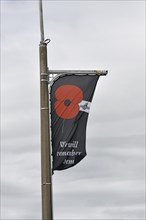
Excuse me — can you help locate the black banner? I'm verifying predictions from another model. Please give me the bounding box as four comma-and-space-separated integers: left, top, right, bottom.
50, 74, 99, 171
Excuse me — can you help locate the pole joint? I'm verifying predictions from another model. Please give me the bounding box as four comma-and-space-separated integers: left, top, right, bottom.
42, 182, 51, 185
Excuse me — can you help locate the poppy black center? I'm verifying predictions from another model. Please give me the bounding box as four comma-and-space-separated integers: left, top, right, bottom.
64, 99, 71, 106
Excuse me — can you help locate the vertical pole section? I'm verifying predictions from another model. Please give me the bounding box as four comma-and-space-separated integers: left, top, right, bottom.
40, 43, 53, 220
39, 0, 45, 42
39, 0, 53, 219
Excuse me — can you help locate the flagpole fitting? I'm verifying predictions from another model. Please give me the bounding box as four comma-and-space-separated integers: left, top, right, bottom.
41, 79, 48, 82
41, 72, 48, 76
42, 182, 51, 185
40, 39, 51, 46
44, 38, 51, 44
95, 70, 108, 75
41, 107, 49, 110
41, 72, 49, 82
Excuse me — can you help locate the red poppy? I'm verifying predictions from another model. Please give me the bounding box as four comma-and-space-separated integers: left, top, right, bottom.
55, 85, 83, 119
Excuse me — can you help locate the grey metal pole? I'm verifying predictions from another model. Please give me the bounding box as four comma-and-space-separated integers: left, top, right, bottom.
39, 0, 44, 42
39, 0, 53, 219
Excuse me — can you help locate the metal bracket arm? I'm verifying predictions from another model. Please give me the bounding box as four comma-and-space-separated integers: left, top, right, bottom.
48, 70, 108, 76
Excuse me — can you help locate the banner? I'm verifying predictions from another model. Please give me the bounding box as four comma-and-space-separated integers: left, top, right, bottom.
50, 74, 99, 171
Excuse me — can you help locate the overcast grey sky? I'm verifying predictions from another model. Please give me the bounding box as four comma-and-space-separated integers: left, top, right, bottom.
1, 0, 145, 219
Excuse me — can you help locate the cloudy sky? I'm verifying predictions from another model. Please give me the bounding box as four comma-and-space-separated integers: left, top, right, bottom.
1, 0, 145, 219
